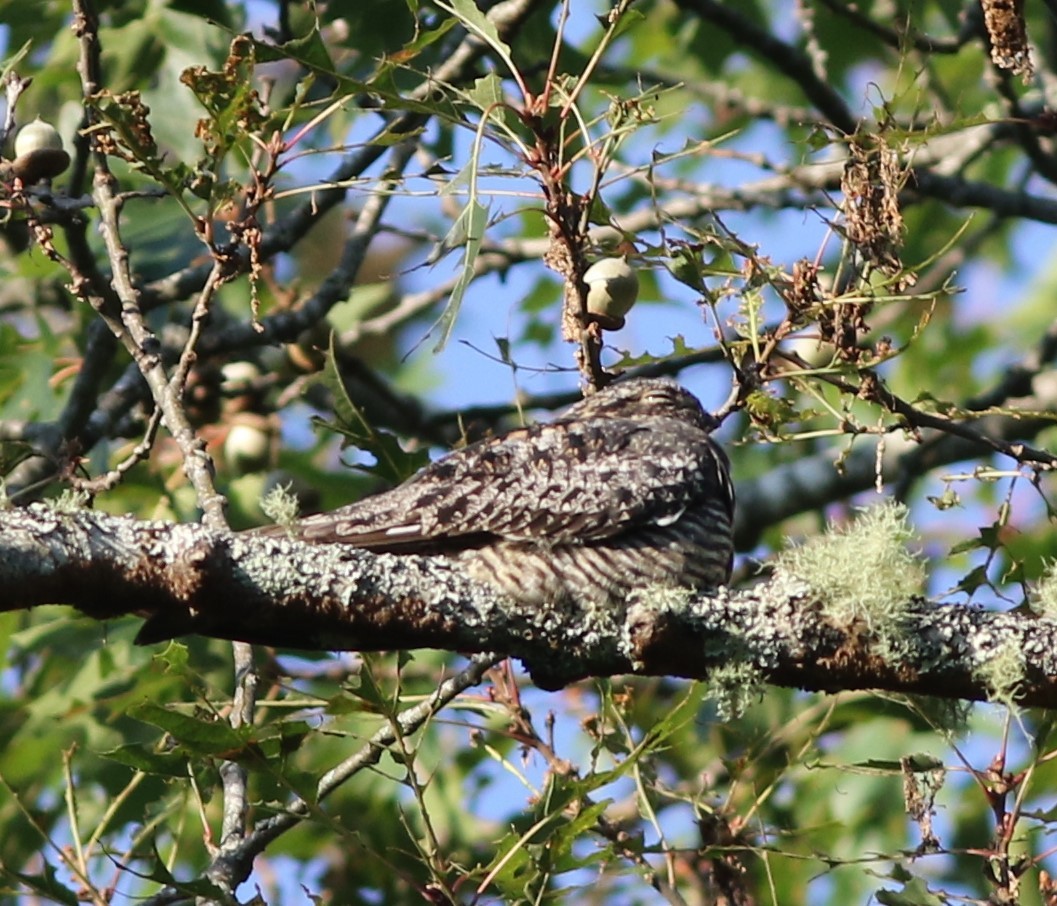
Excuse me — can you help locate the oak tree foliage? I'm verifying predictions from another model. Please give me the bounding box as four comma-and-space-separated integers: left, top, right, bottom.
2, 0, 1057, 903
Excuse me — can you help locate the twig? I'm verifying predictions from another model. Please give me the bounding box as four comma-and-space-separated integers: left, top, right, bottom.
72, 2, 242, 896
167, 653, 500, 905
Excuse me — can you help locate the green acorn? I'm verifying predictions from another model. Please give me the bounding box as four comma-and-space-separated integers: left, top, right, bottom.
11, 118, 70, 183
584, 255, 639, 328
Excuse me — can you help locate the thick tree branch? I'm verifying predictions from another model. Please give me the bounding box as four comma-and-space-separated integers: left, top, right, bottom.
4, 504, 1057, 706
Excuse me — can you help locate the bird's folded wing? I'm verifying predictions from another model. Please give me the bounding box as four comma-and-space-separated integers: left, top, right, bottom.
269, 418, 731, 551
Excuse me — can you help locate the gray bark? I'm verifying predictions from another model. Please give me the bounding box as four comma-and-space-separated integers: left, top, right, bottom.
3, 503, 1056, 704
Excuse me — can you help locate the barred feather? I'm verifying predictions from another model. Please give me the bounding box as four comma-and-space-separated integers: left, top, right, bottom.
259, 378, 735, 607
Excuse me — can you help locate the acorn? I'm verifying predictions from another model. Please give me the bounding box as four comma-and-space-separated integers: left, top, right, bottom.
220, 361, 262, 395
11, 118, 70, 183
224, 416, 273, 474
583, 255, 639, 329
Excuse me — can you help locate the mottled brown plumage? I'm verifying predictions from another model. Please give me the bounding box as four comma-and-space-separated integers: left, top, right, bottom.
261, 378, 735, 608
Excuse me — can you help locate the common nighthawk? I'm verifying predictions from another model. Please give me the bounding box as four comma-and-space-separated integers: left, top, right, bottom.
261, 377, 735, 608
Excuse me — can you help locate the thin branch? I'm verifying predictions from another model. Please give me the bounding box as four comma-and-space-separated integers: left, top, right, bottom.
733, 399, 1057, 550
814, 0, 968, 54
139, 654, 498, 906
73, 2, 242, 892
674, 0, 858, 135
139, 0, 548, 315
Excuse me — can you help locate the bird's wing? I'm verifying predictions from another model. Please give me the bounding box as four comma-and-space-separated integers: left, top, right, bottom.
271, 416, 732, 552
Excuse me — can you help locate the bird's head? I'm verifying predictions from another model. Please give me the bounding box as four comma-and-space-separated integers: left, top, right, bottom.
561, 377, 718, 430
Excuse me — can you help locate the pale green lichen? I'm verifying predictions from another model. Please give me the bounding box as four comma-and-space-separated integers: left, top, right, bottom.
901, 694, 972, 735
259, 482, 300, 528
50, 488, 90, 512
974, 638, 1026, 706
773, 501, 925, 630
1029, 559, 1057, 619
638, 583, 694, 611
706, 662, 764, 721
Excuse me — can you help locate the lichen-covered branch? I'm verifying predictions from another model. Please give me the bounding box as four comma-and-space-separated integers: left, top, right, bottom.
4, 504, 1057, 706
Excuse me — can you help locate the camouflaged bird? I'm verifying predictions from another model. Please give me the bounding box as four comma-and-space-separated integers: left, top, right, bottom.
261, 377, 735, 608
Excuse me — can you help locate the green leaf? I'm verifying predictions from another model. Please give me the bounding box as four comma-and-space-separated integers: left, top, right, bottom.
607, 8, 646, 40
179, 36, 268, 158
666, 246, 707, 292
133, 840, 230, 898
91, 89, 194, 197
266, 26, 336, 73
0, 40, 33, 82
0, 862, 79, 905
432, 197, 489, 351
443, 0, 514, 65
341, 661, 392, 715
128, 701, 247, 756
953, 565, 989, 595
876, 875, 946, 906
466, 72, 505, 111
249, 28, 428, 104
168, 0, 234, 27
394, 15, 459, 61
313, 334, 430, 484
100, 743, 191, 777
